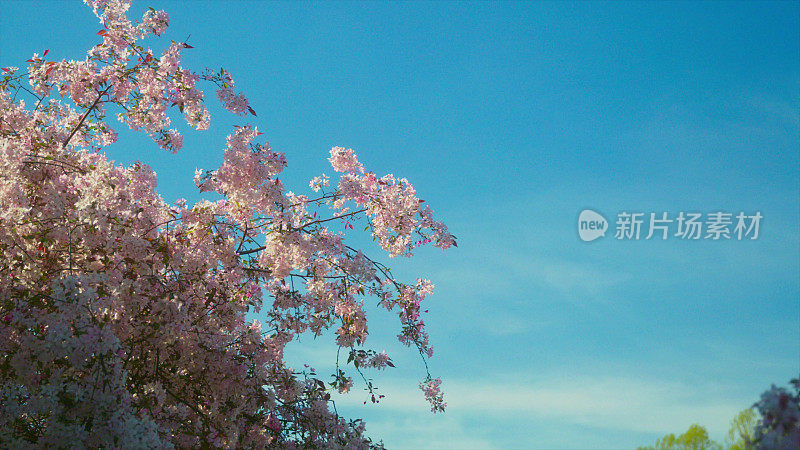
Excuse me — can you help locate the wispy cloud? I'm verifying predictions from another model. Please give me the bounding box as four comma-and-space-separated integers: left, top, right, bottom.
431, 255, 631, 302
531, 258, 632, 298
333, 373, 749, 448
363, 415, 500, 450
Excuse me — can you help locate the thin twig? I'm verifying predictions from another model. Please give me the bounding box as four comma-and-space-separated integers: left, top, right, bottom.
63, 84, 111, 148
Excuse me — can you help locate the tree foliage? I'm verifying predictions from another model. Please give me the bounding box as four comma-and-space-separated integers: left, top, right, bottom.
637, 424, 721, 450
726, 408, 757, 450
0, 1, 455, 447
750, 377, 800, 449
638, 374, 800, 450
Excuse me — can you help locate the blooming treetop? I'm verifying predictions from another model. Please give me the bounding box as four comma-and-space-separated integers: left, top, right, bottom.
0, 0, 454, 447
749, 377, 800, 449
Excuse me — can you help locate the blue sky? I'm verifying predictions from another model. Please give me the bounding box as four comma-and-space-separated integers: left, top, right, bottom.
2, 1, 798, 448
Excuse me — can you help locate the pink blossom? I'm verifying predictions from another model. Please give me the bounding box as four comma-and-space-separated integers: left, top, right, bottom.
419, 377, 446, 413
0, 1, 452, 446
328, 147, 364, 174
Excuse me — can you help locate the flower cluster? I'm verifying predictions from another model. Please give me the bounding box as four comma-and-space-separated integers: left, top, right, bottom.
329, 147, 456, 257
750, 378, 800, 449
215, 70, 251, 116
0, 0, 454, 446
309, 173, 330, 192
419, 377, 446, 413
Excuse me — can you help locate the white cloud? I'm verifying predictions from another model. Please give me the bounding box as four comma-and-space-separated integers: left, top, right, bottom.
532, 258, 632, 298
430, 254, 631, 303
447, 375, 742, 438
364, 415, 500, 450
334, 373, 749, 448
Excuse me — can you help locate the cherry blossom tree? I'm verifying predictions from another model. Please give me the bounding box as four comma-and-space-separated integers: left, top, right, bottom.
0, 0, 454, 447
749, 377, 800, 449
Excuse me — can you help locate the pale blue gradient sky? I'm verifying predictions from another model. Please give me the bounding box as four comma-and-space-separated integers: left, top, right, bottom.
2, 1, 798, 448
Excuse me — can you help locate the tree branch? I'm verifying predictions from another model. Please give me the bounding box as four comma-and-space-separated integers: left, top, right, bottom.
63, 84, 112, 148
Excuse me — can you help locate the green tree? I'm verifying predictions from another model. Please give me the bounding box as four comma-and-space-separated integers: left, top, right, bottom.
726, 409, 757, 450
638, 409, 759, 450
638, 424, 722, 450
